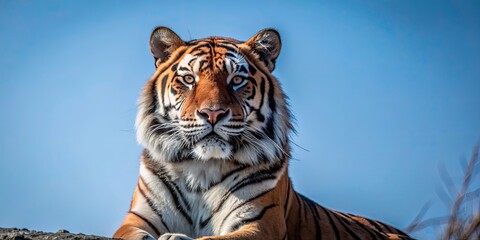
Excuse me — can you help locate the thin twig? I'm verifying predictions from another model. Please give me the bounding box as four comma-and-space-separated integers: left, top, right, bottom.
407, 142, 480, 239
405, 202, 432, 233
443, 142, 479, 240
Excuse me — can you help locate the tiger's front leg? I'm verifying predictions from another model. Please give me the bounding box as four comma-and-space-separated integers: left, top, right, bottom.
196, 222, 287, 240
114, 224, 157, 240
195, 205, 287, 240
156, 204, 286, 240
158, 233, 194, 240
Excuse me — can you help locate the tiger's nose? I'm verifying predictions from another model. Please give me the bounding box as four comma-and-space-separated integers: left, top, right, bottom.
198, 108, 228, 124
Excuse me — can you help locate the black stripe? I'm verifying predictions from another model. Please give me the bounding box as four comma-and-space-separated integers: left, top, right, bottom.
148, 117, 171, 138
264, 117, 275, 140
187, 165, 250, 193
156, 171, 191, 212
294, 192, 303, 240
199, 60, 209, 71
218, 41, 240, 47
212, 161, 284, 215
208, 41, 217, 70
250, 129, 264, 141
154, 172, 193, 225
168, 49, 187, 67
330, 212, 362, 240
302, 195, 322, 239
220, 60, 228, 71
174, 99, 185, 111
393, 228, 410, 237
186, 39, 201, 45
228, 161, 283, 193
240, 104, 249, 120
256, 78, 266, 122
170, 86, 177, 95
245, 77, 257, 100
199, 215, 213, 229
187, 57, 196, 67
218, 44, 239, 53
189, 49, 210, 59
344, 214, 386, 239
375, 220, 396, 233
225, 52, 236, 59
376, 220, 408, 236
284, 182, 291, 215
150, 79, 158, 115
346, 215, 384, 239
239, 52, 281, 122
178, 66, 190, 71
172, 181, 191, 211
213, 173, 276, 215
222, 124, 245, 129
264, 76, 277, 139
137, 181, 170, 232
267, 76, 276, 112
357, 222, 386, 239
160, 74, 169, 107
230, 204, 278, 232
142, 165, 193, 224
319, 206, 340, 240
301, 194, 310, 238
217, 187, 274, 230
229, 59, 235, 73
363, 217, 384, 232
128, 211, 161, 237
189, 43, 211, 53
248, 64, 257, 75
238, 65, 248, 74
220, 165, 249, 182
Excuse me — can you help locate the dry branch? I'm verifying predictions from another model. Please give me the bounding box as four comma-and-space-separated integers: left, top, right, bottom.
407, 142, 480, 240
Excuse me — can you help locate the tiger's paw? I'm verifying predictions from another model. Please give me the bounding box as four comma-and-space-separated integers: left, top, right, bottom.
158, 233, 194, 240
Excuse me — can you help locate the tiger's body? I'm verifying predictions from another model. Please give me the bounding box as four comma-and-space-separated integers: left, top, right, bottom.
114, 27, 413, 240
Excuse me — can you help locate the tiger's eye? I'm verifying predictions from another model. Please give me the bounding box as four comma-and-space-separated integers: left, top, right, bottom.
231, 76, 244, 85
183, 75, 195, 84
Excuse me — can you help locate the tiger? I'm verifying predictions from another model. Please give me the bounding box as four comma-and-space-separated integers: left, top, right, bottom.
113, 26, 413, 240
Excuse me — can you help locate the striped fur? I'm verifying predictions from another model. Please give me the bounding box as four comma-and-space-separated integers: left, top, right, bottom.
114, 27, 413, 240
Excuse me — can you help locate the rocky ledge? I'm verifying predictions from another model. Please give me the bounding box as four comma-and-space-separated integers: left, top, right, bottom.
0, 228, 115, 240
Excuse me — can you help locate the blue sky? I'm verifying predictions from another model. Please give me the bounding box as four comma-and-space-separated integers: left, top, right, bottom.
1, 1, 479, 239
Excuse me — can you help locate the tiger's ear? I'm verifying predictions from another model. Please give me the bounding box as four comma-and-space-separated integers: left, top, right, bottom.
150, 26, 185, 67
245, 29, 281, 72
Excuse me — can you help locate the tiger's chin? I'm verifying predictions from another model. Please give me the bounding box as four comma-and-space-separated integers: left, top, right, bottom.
192, 135, 233, 161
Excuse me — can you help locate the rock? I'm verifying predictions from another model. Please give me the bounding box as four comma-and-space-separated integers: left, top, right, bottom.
0, 228, 117, 240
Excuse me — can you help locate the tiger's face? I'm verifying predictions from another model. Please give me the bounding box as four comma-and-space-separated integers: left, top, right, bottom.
136, 27, 291, 166
174, 50, 251, 160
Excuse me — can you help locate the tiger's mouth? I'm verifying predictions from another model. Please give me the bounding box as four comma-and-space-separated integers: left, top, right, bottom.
191, 132, 233, 161
201, 131, 224, 140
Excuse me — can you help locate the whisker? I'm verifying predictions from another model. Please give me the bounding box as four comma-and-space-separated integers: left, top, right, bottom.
245, 124, 290, 158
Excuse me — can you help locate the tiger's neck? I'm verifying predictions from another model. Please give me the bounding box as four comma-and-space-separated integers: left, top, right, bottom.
163, 160, 241, 192
141, 151, 289, 193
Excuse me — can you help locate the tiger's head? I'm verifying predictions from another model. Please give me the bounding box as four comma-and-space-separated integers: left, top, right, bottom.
136, 27, 292, 166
